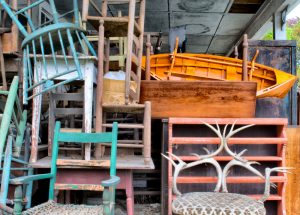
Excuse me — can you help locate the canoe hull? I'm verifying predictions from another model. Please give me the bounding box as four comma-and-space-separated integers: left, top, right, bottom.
142, 53, 297, 98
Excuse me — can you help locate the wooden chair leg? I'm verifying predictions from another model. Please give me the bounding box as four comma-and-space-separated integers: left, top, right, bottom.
143, 101, 151, 165
0, 36, 7, 90
125, 171, 134, 215
13, 186, 23, 215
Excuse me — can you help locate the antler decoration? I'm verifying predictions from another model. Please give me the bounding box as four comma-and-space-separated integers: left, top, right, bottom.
162, 120, 291, 198
259, 167, 292, 203
162, 152, 222, 196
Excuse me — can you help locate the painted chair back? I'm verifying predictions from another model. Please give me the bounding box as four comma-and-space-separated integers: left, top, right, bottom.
0, 0, 96, 103
9, 121, 119, 215
0, 76, 33, 213
0, 76, 27, 162
48, 121, 119, 214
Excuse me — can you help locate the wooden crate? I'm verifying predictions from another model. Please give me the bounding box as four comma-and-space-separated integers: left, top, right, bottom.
140, 80, 257, 118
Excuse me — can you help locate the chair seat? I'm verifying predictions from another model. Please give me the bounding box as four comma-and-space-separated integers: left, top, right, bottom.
22, 201, 103, 215
172, 192, 266, 215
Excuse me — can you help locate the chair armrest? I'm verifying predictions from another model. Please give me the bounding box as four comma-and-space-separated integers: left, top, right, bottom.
10, 173, 53, 185
101, 176, 120, 187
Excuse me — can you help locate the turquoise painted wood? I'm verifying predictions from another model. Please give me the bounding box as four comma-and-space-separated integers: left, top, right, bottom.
0, 76, 33, 214
0, 0, 97, 104
10, 121, 119, 215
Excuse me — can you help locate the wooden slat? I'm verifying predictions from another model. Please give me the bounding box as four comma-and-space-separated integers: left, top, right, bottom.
87, 16, 129, 22
177, 156, 283, 162
131, 52, 139, 66
168, 118, 288, 125
130, 70, 138, 82
60, 128, 96, 133
102, 123, 144, 129
174, 176, 286, 184
133, 34, 140, 49
54, 108, 83, 115
55, 183, 104, 191
140, 81, 257, 118
171, 194, 282, 201
102, 104, 145, 113
101, 142, 144, 148
129, 88, 137, 100
134, 20, 141, 34
51, 93, 84, 101
170, 137, 287, 145
57, 159, 110, 167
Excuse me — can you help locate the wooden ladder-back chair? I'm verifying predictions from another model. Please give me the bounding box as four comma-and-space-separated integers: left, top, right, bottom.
163, 119, 290, 215
0, 0, 97, 103
9, 121, 119, 215
0, 76, 33, 214
82, 0, 145, 105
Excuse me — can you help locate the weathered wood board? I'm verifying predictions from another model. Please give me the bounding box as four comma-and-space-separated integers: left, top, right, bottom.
140, 81, 257, 118
286, 127, 300, 215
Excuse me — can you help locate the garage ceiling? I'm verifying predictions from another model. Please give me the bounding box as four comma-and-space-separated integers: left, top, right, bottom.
53, 0, 300, 55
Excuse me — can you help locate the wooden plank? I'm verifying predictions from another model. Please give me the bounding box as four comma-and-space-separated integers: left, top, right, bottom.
174, 176, 286, 184
31, 155, 155, 170
102, 123, 144, 129
51, 93, 84, 101
55, 183, 104, 191
286, 127, 300, 215
170, 137, 287, 145
168, 117, 288, 125
176, 156, 283, 162
171, 194, 282, 201
140, 81, 257, 118
57, 159, 110, 167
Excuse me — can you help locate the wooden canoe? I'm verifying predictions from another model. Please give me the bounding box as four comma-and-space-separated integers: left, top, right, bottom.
141, 53, 297, 98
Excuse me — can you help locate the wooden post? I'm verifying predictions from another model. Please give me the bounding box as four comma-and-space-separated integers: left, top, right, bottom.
125, 0, 135, 104
48, 92, 55, 156
0, 36, 7, 90
95, 20, 105, 159
26, 0, 32, 33
145, 34, 151, 81
95, 0, 108, 158
104, 38, 110, 73
84, 60, 94, 160
30, 63, 42, 163
135, 0, 145, 103
143, 101, 151, 164
242, 34, 248, 81
82, 0, 90, 29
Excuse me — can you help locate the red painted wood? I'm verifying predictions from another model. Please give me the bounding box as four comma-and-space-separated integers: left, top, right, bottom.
176, 156, 283, 161
173, 176, 286, 184
167, 118, 288, 215
170, 137, 287, 145
56, 169, 134, 215
168, 118, 288, 125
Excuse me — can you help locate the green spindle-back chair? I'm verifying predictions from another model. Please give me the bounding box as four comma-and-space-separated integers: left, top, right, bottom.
0, 76, 33, 214
0, 0, 97, 104
9, 121, 119, 215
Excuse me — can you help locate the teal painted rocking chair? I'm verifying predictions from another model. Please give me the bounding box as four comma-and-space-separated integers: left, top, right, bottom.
0, 76, 33, 214
0, 0, 97, 104
9, 121, 119, 215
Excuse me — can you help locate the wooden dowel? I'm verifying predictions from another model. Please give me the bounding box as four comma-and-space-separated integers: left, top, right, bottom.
242, 34, 248, 81
95, 20, 105, 159
143, 101, 151, 165
146, 34, 151, 80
